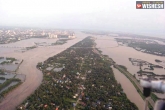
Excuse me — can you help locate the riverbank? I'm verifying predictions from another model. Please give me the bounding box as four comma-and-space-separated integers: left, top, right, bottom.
112, 66, 144, 110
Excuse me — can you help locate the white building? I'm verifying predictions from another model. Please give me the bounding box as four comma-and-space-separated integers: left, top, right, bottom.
48, 34, 57, 38
68, 35, 76, 39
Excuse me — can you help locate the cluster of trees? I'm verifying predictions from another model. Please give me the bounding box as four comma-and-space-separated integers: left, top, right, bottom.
0, 77, 5, 80
0, 69, 5, 75
81, 63, 137, 109
0, 57, 16, 64
0, 57, 4, 59
6, 57, 16, 61
0, 78, 21, 91
129, 43, 165, 56
155, 59, 162, 63
26, 46, 37, 50
0, 82, 22, 97
0, 37, 19, 44
51, 39, 70, 45
0, 78, 21, 100
18, 37, 138, 110
116, 38, 165, 56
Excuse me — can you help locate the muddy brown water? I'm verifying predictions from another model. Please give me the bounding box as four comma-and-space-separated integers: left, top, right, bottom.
112, 66, 144, 110
95, 35, 165, 109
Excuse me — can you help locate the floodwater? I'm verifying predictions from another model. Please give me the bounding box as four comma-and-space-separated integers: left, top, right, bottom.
95, 36, 165, 76
0, 59, 22, 72
0, 82, 18, 93
0, 31, 87, 110
0, 38, 58, 54
1, 32, 164, 110
0, 59, 6, 64
95, 35, 165, 109
0, 73, 15, 84
0, 64, 18, 72
112, 66, 144, 110
0, 38, 57, 47
15, 74, 26, 82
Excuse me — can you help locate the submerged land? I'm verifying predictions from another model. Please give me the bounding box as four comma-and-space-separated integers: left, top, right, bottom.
0, 57, 24, 100
0, 30, 165, 110
116, 38, 165, 56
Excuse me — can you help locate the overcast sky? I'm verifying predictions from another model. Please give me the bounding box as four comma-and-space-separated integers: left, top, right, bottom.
0, 0, 165, 37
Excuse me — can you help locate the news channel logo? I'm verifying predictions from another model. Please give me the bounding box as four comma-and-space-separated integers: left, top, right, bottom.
136, 1, 164, 9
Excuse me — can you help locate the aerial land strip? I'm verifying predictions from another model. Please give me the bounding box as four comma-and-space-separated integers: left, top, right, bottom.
17, 37, 138, 110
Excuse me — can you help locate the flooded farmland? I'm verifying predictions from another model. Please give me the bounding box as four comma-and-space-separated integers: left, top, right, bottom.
0, 73, 15, 84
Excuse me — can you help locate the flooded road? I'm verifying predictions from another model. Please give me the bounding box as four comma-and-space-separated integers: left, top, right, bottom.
0, 32, 86, 110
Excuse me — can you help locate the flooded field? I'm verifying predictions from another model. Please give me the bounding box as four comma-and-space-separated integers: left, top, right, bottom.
0, 73, 15, 84
0, 38, 58, 48
0, 58, 6, 64
0, 38, 58, 54
14, 74, 26, 82
0, 64, 18, 72
0, 32, 87, 110
0, 58, 22, 72
0, 82, 19, 94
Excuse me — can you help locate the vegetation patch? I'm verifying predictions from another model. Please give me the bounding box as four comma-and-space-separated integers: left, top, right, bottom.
0, 78, 21, 91
51, 39, 68, 45
26, 46, 37, 50
116, 38, 165, 56
0, 77, 5, 80
0, 57, 17, 64
0, 82, 22, 97
155, 59, 162, 63
0, 70, 5, 75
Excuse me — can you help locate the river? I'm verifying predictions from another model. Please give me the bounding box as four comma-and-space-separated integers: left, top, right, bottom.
112, 66, 144, 110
